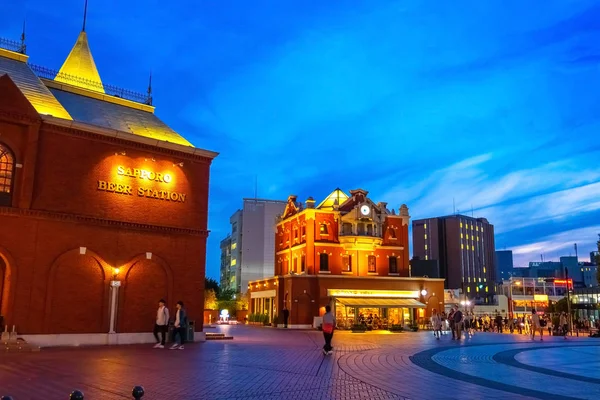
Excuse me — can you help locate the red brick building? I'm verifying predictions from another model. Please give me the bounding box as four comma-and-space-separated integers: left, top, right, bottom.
248, 189, 444, 328
0, 23, 216, 346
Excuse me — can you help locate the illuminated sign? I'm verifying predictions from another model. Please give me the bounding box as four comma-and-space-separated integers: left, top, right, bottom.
554, 279, 572, 285
327, 289, 419, 298
534, 294, 548, 302
97, 165, 187, 202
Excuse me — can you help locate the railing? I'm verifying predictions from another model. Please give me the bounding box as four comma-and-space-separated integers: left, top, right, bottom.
28, 64, 151, 105
339, 231, 382, 238
0, 37, 25, 54
2, 386, 145, 399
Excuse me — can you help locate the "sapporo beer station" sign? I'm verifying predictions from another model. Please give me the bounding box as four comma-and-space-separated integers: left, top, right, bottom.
97, 166, 187, 202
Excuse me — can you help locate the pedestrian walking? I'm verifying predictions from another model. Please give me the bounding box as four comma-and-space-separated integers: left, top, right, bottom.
153, 299, 170, 348
170, 301, 187, 350
322, 305, 336, 355
431, 309, 442, 340
560, 312, 568, 339
531, 310, 543, 341
453, 307, 463, 340
448, 309, 456, 339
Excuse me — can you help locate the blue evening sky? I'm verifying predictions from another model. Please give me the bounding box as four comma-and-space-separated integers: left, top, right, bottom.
3, 1, 600, 278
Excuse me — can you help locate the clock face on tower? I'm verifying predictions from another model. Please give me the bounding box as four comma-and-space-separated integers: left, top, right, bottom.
360, 205, 370, 216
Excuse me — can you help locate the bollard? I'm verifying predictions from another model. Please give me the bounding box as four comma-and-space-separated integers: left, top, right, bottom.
70, 390, 84, 400
1, 396, 14, 400
132, 386, 145, 399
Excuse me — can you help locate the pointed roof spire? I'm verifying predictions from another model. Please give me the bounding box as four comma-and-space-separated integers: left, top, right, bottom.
82, 0, 88, 32
146, 72, 153, 105
54, 1, 104, 93
19, 19, 26, 54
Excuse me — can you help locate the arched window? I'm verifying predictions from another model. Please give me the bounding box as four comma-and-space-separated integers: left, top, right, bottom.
0, 143, 15, 207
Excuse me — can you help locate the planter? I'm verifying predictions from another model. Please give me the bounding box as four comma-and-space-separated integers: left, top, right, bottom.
389, 324, 404, 332
351, 324, 367, 333
410, 326, 419, 332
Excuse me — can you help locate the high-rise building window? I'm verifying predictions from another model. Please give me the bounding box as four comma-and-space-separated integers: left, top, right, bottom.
389, 257, 398, 274
342, 255, 352, 272
425, 255, 428, 260
424, 223, 427, 229
231, 242, 237, 250
425, 244, 428, 250
424, 233, 427, 239
368, 255, 376, 273
231, 258, 237, 266
319, 253, 329, 271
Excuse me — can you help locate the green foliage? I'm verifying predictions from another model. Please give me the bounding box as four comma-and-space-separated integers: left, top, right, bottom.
205, 278, 220, 296
218, 288, 236, 301
217, 299, 237, 314
204, 289, 218, 310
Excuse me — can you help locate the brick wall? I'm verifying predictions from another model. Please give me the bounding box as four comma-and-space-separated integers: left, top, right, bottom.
0, 87, 211, 335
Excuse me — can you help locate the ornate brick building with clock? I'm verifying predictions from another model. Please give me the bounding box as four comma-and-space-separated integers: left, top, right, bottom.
248, 189, 444, 329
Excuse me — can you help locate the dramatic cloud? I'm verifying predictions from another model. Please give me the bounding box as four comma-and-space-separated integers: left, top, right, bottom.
5, 0, 600, 278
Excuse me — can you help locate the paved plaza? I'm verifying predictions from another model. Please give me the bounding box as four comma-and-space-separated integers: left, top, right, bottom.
1, 326, 600, 399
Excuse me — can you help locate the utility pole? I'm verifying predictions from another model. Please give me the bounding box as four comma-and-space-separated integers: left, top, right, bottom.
565, 267, 572, 335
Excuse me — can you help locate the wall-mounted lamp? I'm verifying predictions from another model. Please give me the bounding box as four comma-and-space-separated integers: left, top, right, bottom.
112, 267, 120, 280
114, 151, 127, 156
420, 289, 428, 297
173, 162, 184, 167
144, 157, 156, 162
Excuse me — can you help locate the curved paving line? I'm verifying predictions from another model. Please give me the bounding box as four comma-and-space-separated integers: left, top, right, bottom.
493, 344, 600, 385
410, 347, 582, 400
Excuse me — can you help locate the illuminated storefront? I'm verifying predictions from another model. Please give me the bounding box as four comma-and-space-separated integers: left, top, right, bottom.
248, 190, 444, 328
0, 15, 217, 346
499, 278, 570, 317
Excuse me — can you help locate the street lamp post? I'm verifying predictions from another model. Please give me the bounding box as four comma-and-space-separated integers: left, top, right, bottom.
565, 267, 572, 335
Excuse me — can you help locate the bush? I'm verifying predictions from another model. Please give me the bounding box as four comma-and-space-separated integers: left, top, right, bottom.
389, 324, 404, 332
351, 324, 367, 331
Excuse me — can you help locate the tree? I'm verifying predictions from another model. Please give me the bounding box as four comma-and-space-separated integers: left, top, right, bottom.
218, 288, 236, 301
204, 289, 218, 310
236, 293, 249, 311
205, 277, 220, 297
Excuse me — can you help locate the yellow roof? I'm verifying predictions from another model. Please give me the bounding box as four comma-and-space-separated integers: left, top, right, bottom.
55, 31, 104, 93
317, 188, 349, 210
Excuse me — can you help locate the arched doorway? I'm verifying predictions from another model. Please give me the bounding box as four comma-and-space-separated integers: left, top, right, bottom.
46, 252, 107, 333
0, 255, 6, 321
120, 258, 170, 333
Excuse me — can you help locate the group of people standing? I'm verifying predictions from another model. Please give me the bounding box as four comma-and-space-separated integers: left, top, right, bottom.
153, 299, 188, 350
430, 307, 571, 341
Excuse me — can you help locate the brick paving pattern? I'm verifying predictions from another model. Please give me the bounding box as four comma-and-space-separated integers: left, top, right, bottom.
1, 325, 599, 399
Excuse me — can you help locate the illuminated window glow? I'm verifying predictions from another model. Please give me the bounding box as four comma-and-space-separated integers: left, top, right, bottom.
0, 143, 14, 206
231, 258, 237, 266
231, 242, 237, 250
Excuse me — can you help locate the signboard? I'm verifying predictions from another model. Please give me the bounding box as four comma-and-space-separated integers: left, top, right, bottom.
97, 165, 187, 202
327, 289, 419, 298
533, 294, 548, 302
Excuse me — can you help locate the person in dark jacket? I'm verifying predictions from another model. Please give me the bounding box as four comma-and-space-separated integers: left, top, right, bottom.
170, 301, 188, 350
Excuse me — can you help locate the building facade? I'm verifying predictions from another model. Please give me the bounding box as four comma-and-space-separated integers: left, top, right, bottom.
511, 257, 598, 288
220, 198, 286, 293
0, 19, 216, 346
412, 215, 497, 303
499, 277, 570, 317
219, 235, 232, 289
495, 250, 514, 283
248, 189, 444, 328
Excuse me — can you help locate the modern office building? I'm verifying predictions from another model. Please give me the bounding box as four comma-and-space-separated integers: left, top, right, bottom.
495, 250, 514, 282
512, 257, 597, 288
219, 235, 232, 289
0, 12, 217, 346
220, 198, 286, 293
412, 214, 497, 303
499, 277, 571, 317
248, 189, 444, 328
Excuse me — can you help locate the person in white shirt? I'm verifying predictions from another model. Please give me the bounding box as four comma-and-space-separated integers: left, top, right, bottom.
153, 299, 170, 348
430, 309, 442, 340
531, 309, 543, 341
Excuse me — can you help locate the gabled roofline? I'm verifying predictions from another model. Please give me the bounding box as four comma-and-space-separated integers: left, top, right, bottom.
41, 114, 219, 159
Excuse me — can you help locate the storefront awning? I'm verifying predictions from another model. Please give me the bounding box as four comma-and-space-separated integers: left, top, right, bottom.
336, 298, 426, 308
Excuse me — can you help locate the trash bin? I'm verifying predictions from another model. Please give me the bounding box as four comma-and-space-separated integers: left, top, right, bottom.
187, 320, 195, 342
